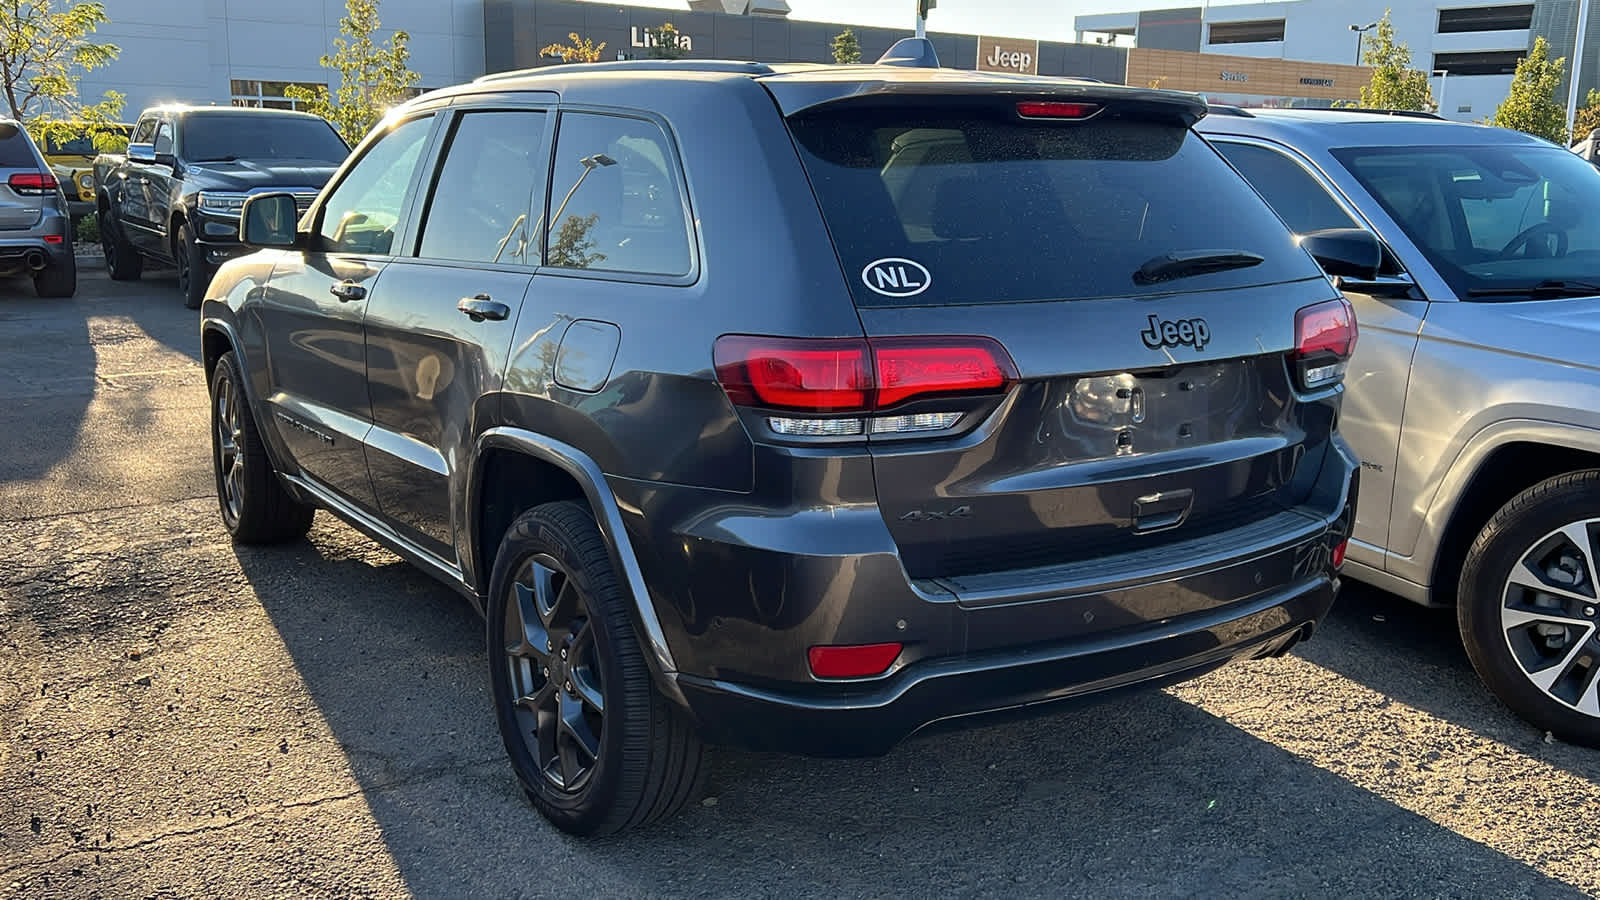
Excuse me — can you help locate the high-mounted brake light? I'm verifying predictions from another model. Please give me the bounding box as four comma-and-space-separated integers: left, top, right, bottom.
1291, 298, 1357, 391
808, 642, 903, 679
7, 172, 58, 195
714, 335, 1015, 416
1016, 101, 1101, 120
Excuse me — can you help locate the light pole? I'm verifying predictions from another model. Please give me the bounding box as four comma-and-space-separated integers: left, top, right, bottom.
1566, 0, 1592, 143
503, 153, 616, 264
1432, 69, 1449, 115
1349, 22, 1377, 66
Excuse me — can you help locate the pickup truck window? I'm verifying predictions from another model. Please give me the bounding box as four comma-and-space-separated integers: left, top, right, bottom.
131, 118, 155, 145
316, 114, 433, 256
417, 110, 549, 265
153, 122, 173, 155
180, 113, 347, 164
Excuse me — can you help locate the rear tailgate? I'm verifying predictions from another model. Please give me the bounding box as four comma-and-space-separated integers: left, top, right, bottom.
0, 122, 44, 231
775, 80, 1345, 586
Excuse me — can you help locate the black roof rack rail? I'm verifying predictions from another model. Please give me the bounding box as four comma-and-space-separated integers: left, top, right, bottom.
1205, 104, 1255, 117
1285, 107, 1445, 120
474, 59, 775, 84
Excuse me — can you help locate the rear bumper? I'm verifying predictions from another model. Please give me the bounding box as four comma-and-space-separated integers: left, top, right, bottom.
677, 573, 1334, 757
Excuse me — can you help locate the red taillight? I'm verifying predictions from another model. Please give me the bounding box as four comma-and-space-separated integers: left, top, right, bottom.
713, 335, 1015, 414
808, 642, 903, 679
1017, 101, 1101, 120
1331, 540, 1348, 569
1291, 298, 1357, 390
7, 172, 58, 195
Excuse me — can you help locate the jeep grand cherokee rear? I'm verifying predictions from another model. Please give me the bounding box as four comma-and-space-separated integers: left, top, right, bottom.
207, 60, 1360, 837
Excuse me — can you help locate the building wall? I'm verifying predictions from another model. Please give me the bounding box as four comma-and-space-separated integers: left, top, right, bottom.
1127, 47, 1370, 106
77, 0, 485, 118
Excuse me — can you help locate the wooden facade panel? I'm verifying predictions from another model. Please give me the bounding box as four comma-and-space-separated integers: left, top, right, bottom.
1127, 47, 1371, 103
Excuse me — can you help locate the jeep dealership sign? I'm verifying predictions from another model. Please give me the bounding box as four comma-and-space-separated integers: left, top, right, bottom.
976, 36, 1039, 75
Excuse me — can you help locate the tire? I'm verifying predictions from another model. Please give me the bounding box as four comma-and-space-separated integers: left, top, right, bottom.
1459, 470, 1600, 747
33, 253, 76, 298
101, 208, 143, 281
209, 351, 314, 544
486, 501, 706, 836
176, 223, 208, 309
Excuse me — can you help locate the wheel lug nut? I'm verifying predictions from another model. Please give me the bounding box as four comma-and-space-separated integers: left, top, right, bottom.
546, 640, 553, 652
565, 681, 574, 693
560, 648, 568, 659
542, 667, 549, 677
1587, 607, 1596, 617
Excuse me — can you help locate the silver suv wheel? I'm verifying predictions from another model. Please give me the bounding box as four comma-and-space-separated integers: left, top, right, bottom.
1500, 519, 1600, 716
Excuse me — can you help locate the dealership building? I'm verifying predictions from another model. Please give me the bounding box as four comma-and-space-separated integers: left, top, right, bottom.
84, 0, 1375, 120
1077, 1, 1600, 123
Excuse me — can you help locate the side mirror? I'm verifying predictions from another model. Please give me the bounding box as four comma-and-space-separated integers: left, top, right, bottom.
240, 193, 301, 249
154, 151, 178, 169
127, 142, 156, 165
1298, 227, 1383, 280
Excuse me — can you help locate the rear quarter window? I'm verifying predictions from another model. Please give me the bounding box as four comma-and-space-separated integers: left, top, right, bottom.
787, 106, 1319, 307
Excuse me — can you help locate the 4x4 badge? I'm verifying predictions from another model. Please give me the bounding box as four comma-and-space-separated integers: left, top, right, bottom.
1140, 314, 1211, 351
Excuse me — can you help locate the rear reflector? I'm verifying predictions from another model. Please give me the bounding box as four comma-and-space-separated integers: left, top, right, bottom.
43, 234, 63, 244
1016, 101, 1101, 120
7, 172, 58, 195
714, 335, 1015, 414
1291, 298, 1357, 390
808, 642, 903, 679
1332, 540, 1348, 569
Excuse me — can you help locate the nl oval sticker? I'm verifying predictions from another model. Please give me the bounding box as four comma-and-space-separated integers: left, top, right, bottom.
862, 258, 931, 298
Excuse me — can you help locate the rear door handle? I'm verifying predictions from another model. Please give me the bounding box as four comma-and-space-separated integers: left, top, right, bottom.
458, 294, 510, 322
330, 281, 366, 302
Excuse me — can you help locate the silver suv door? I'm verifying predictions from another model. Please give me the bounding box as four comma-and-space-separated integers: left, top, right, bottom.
0, 121, 46, 231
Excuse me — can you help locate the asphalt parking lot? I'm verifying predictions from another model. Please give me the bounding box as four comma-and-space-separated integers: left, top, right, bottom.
4, 265, 1600, 899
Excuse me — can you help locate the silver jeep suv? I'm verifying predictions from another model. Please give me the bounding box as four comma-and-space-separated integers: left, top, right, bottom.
1200, 108, 1600, 745
0, 117, 75, 297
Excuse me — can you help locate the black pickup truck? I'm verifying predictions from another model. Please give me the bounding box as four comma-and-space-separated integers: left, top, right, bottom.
95, 106, 348, 307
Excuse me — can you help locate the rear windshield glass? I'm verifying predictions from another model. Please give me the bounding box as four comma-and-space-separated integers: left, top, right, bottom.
180, 114, 348, 164
787, 106, 1318, 306
45, 126, 131, 157
0, 123, 37, 168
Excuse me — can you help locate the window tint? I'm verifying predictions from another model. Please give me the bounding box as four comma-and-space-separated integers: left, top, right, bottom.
788, 107, 1317, 307
153, 122, 173, 155
1213, 142, 1359, 234
0, 123, 36, 167
417, 110, 549, 264
181, 113, 347, 163
544, 113, 691, 276
317, 115, 433, 255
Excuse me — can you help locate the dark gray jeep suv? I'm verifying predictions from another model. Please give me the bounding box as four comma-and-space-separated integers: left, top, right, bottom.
200, 51, 1362, 835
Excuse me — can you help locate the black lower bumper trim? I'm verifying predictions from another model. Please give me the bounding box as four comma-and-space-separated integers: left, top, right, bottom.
676, 574, 1334, 757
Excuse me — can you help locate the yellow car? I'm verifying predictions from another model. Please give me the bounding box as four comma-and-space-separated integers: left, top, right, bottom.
41, 123, 132, 218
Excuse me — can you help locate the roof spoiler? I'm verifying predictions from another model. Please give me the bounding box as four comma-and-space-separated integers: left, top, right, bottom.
877, 37, 940, 68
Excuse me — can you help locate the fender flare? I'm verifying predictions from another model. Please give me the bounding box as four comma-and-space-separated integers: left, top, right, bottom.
1395, 418, 1600, 587
470, 427, 681, 688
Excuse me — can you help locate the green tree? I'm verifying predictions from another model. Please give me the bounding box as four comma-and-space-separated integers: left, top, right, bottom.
541, 31, 605, 64
548, 213, 605, 269
830, 28, 861, 65
644, 23, 689, 60
284, 0, 420, 145
0, 0, 125, 148
1348, 10, 1434, 112
1490, 37, 1570, 144
1574, 89, 1600, 144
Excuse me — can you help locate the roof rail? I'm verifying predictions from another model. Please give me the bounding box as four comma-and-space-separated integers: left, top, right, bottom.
474, 59, 775, 84
1285, 107, 1445, 120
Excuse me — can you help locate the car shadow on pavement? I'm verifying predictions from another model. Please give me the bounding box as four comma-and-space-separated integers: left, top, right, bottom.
1296, 582, 1600, 776
232, 527, 1589, 899
0, 288, 94, 484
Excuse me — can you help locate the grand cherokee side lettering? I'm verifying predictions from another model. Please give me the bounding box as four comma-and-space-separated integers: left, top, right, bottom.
1140, 314, 1211, 351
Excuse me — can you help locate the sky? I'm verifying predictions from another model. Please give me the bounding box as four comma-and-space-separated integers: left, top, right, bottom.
587, 0, 1272, 43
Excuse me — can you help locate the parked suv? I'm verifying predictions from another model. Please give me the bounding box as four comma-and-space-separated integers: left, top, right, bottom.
1199, 108, 1600, 746
95, 106, 347, 307
0, 118, 75, 297
201, 54, 1361, 834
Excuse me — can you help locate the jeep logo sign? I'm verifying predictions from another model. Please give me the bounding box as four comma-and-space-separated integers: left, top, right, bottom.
1140, 314, 1211, 351
976, 36, 1039, 75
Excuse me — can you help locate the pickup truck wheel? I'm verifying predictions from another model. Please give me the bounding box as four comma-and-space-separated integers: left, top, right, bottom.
1459, 470, 1600, 746
101, 209, 143, 281
487, 501, 706, 836
33, 253, 76, 298
176, 223, 207, 309
209, 351, 314, 544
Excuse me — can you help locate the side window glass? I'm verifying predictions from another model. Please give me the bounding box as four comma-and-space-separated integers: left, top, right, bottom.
544, 113, 691, 276
132, 118, 155, 145
316, 115, 434, 255
152, 122, 173, 155
416, 110, 549, 264
1215, 142, 1359, 235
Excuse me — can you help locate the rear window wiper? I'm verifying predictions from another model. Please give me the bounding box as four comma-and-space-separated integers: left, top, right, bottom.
1467, 280, 1600, 300
1133, 250, 1265, 286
